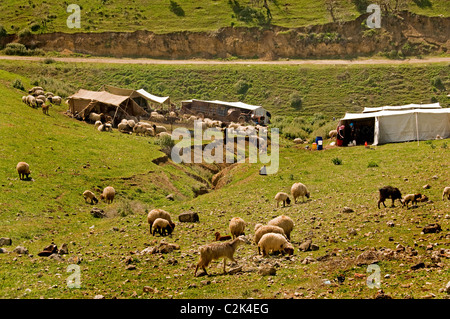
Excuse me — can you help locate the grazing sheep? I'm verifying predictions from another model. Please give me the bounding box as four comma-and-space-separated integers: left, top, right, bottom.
88, 112, 104, 123
329, 129, 338, 139
22, 96, 27, 104
419, 194, 428, 202
254, 224, 286, 247
378, 186, 402, 209
290, 182, 310, 204
267, 215, 294, 240
152, 124, 167, 134
147, 209, 175, 235
401, 193, 422, 208
97, 123, 112, 132
33, 89, 45, 97
45, 92, 54, 98
50, 96, 62, 105
28, 86, 43, 94
16, 162, 31, 180
100, 186, 115, 204
41, 103, 50, 115
442, 187, 450, 201
35, 98, 45, 109
83, 190, 98, 204
152, 218, 174, 236
229, 217, 245, 239
194, 236, 245, 276
274, 192, 291, 208
258, 233, 294, 257
215, 232, 232, 241
117, 122, 132, 134
26, 95, 36, 108
133, 124, 152, 136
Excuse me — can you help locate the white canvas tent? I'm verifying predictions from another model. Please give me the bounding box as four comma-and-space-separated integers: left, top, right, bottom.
102, 85, 170, 110
339, 103, 450, 145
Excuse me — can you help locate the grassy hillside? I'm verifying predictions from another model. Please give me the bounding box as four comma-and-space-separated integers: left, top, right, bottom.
0, 0, 448, 35
0, 66, 449, 299
0, 59, 448, 140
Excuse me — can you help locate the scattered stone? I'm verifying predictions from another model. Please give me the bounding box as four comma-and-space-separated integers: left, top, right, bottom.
342, 207, 354, 213
90, 207, 106, 218
422, 293, 436, 299
445, 281, 450, 294
93, 295, 105, 299
178, 211, 199, 223
38, 244, 58, 257
411, 262, 425, 270
126, 264, 136, 270
258, 266, 276, 276
49, 253, 64, 262
387, 221, 395, 227
301, 256, 316, 265
166, 194, 174, 201
374, 289, 392, 299
59, 243, 69, 255
423, 184, 431, 189
0, 248, 6, 253
143, 286, 157, 293
0, 237, 12, 246
299, 239, 312, 252
355, 250, 380, 266
167, 257, 178, 265
227, 265, 242, 275
141, 242, 180, 255
348, 228, 358, 236
13, 246, 28, 255
432, 175, 438, 180
422, 223, 441, 234
201, 280, 211, 286
310, 244, 319, 251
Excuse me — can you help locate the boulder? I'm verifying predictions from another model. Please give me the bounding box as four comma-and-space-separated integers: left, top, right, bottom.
422, 223, 441, 234
178, 211, 199, 223
0, 237, 12, 246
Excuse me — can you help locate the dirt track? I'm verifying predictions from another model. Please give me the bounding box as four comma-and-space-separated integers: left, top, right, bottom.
0, 55, 449, 65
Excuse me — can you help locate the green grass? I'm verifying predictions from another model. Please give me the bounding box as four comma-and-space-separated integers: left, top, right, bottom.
0, 0, 448, 35
0, 66, 449, 299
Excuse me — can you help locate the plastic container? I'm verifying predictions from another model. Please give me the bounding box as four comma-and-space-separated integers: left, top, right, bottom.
312, 142, 317, 150
315, 136, 323, 150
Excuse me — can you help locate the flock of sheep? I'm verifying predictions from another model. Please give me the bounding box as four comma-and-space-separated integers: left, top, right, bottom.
21, 86, 62, 115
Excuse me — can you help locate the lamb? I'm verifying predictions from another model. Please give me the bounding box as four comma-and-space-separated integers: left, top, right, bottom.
442, 187, 450, 201
82, 190, 98, 204
94, 120, 102, 130
258, 233, 294, 257
214, 232, 232, 241
97, 123, 112, 132
152, 124, 167, 134
290, 182, 310, 204
274, 192, 291, 207
254, 224, 286, 247
194, 236, 245, 276
378, 186, 402, 209
267, 215, 294, 240
229, 217, 245, 239
99, 186, 115, 204
16, 162, 31, 180
401, 193, 422, 208
41, 103, 50, 115
152, 218, 174, 236
147, 209, 175, 235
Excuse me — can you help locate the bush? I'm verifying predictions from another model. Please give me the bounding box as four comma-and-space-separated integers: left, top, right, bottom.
18, 27, 31, 38
157, 134, 175, 156
431, 76, 445, 91
30, 22, 41, 32
12, 79, 25, 91
169, 1, 185, 17
4, 43, 28, 55
0, 25, 6, 38
367, 161, 379, 168
234, 79, 250, 95
332, 157, 342, 165
289, 92, 302, 109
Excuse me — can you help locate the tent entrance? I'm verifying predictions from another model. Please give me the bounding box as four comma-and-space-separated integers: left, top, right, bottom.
340, 118, 375, 146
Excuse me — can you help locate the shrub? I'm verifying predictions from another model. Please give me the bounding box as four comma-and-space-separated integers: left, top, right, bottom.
157, 134, 175, 156
367, 161, 379, 168
30, 22, 41, 32
289, 92, 302, 109
234, 79, 250, 95
332, 157, 342, 165
18, 27, 31, 38
4, 43, 28, 56
442, 142, 447, 149
12, 79, 25, 91
431, 76, 445, 91
43, 58, 55, 64
169, 1, 185, 17
0, 25, 6, 38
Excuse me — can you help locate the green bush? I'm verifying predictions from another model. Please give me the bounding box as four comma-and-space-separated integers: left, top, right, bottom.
4, 43, 28, 55
18, 27, 31, 38
431, 76, 445, 91
157, 134, 175, 156
332, 157, 342, 165
169, 1, 185, 17
0, 25, 6, 37
12, 79, 25, 91
234, 79, 250, 95
367, 161, 379, 168
289, 92, 302, 109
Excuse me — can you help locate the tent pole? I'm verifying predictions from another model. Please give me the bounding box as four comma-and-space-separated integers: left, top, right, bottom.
415, 112, 419, 146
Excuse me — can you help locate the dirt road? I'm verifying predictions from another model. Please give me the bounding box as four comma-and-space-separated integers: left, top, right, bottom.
0, 55, 449, 65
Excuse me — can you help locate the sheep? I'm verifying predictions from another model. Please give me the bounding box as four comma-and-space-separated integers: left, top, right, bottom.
401, 193, 422, 208
41, 103, 50, 115
214, 232, 232, 241
147, 209, 175, 235
254, 224, 286, 248
442, 187, 450, 201
267, 215, 294, 240
82, 190, 98, 204
100, 186, 115, 204
290, 182, 310, 204
97, 123, 112, 132
22, 96, 27, 104
274, 192, 291, 208
258, 233, 294, 257
194, 236, 245, 276
117, 122, 132, 134
28, 86, 43, 94
33, 89, 45, 97
133, 124, 152, 136
151, 113, 165, 122
378, 186, 402, 209
329, 129, 338, 139
89, 112, 104, 123
26, 95, 36, 108
35, 98, 45, 109
419, 194, 428, 202
229, 217, 245, 239
94, 120, 102, 130
152, 218, 174, 236
127, 119, 136, 128
45, 92, 54, 98
16, 162, 31, 180
157, 131, 171, 138
50, 96, 62, 105
152, 124, 167, 134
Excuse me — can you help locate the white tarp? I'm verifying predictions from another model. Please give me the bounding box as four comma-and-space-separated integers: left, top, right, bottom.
362, 103, 441, 113
136, 89, 170, 105
341, 107, 450, 145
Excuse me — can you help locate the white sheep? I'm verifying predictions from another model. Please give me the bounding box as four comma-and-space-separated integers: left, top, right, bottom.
194, 236, 245, 276
94, 120, 102, 129
267, 215, 294, 240
401, 193, 422, 208
97, 123, 112, 132
229, 217, 245, 239
290, 182, 310, 204
152, 218, 174, 236
100, 186, 115, 204
442, 187, 450, 200
82, 190, 98, 204
329, 130, 338, 139
258, 233, 294, 257
274, 192, 291, 208
51, 96, 62, 105
117, 122, 132, 134
152, 124, 167, 134
147, 209, 175, 235
157, 131, 171, 138
133, 124, 150, 136
16, 162, 31, 180
254, 224, 286, 246
26, 95, 36, 108
89, 112, 103, 123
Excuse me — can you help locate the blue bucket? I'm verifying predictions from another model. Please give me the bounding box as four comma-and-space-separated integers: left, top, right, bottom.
315, 136, 323, 150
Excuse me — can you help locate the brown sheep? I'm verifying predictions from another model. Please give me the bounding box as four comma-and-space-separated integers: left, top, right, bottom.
152, 218, 174, 236
214, 232, 232, 241
16, 162, 31, 180
100, 186, 115, 204
147, 209, 175, 235
378, 186, 402, 209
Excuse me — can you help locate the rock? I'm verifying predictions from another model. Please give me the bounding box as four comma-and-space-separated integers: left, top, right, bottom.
422, 223, 441, 234
166, 194, 174, 201
37, 244, 58, 257
93, 295, 105, 299
228, 265, 243, 275
342, 207, 354, 213
258, 266, 276, 276
0, 237, 12, 246
59, 243, 69, 255
49, 253, 64, 262
411, 262, 425, 270
126, 264, 136, 270
445, 281, 450, 294
374, 289, 392, 299
141, 242, 180, 255
423, 184, 431, 189
348, 228, 358, 236
301, 256, 316, 264
90, 207, 106, 218
387, 221, 395, 227
355, 250, 380, 266
299, 239, 312, 252
13, 246, 28, 255
0, 248, 6, 253
143, 286, 156, 293
310, 244, 320, 251
178, 211, 199, 223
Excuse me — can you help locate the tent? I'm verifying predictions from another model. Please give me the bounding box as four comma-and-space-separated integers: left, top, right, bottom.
67, 89, 148, 124
102, 85, 170, 110
339, 103, 450, 146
